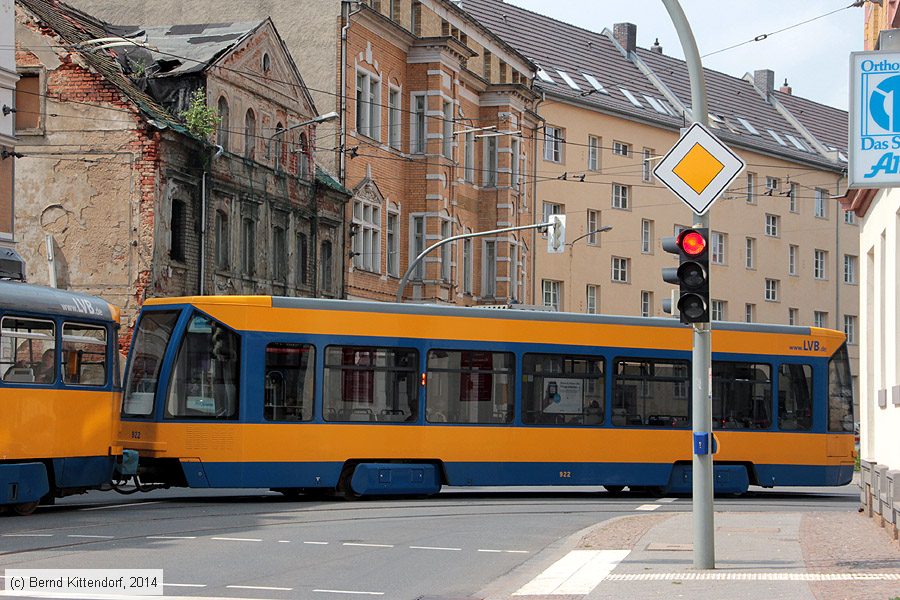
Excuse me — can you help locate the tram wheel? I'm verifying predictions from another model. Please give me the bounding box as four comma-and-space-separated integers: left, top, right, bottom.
604, 485, 625, 495
12, 501, 39, 516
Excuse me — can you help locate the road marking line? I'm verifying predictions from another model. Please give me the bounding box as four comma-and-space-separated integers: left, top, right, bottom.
313, 590, 385, 596
513, 549, 630, 596
210, 537, 263, 542
505, 550, 530, 554
1, 534, 53, 537
478, 549, 502, 553
343, 543, 394, 548
409, 545, 462, 551
277, 540, 291, 543
79, 501, 164, 511
227, 585, 294, 591
635, 504, 661, 511
304, 541, 329, 545
147, 535, 197, 540
606, 573, 900, 581
163, 583, 208, 588
656, 497, 677, 503
67, 535, 115, 539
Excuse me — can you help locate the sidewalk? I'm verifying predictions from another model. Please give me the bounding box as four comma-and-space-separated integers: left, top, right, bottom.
482, 507, 900, 600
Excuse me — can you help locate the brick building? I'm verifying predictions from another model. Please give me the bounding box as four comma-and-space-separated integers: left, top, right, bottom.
14, 0, 348, 332
68, 0, 542, 305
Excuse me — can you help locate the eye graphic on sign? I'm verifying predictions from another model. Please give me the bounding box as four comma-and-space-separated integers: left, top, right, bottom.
870, 75, 900, 132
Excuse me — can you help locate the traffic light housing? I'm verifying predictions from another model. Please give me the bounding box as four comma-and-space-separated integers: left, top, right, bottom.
661, 228, 710, 324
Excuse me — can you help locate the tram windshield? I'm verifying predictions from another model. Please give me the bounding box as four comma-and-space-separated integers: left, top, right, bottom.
122, 311, 179, 417
828, 344, 854, 432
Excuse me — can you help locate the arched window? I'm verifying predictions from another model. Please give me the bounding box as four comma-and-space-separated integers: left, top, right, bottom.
320, 240, 333, 293
262, 53, 271, 72
274, 121, 285, 170
244, 109, 256, 160
298, 132, 309, 178
216, 96, 230, 149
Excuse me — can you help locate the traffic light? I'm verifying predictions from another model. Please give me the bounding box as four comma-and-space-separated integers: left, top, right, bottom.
546, 215, 566, 254
661, 227, 710, 324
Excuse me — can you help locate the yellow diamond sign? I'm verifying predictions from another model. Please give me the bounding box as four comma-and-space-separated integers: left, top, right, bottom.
654, 122, 746, 215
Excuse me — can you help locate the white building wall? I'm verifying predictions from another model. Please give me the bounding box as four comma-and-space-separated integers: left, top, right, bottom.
859, 188, 900, 468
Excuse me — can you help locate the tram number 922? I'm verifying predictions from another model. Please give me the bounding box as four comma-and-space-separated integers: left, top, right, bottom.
559, 471, 572, 479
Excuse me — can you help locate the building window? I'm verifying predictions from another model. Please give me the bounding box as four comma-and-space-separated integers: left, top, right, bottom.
641, 219, 653, 253
244, 109, 256, 160
463, 237, 473, 294
789, 307, 798, 326
844, 315, 857, 344
273, 225, 287, 283
320, 240, 334, 293
814, 310, 827, 328
214, 210, 229, 269
765, 278, 779, 302
612, 183, 629, 209
356, 70, 381, 140
843, 254, 857, 284
388, 88, 402, 150
352, 197, 381, 273
612, 256, 629, 283
789, 245, 798, 276
544, 126, 564, 163
815, 188, 828, 218
510, 137, 521, 190
386, 212, 399, 277
612, 140, 630, 157
442, 101, 453, 159
746, 172, 755, 203
464, 132, 475, 183
484, 136, 498, 187
296, 232, 308, 285
641, 290, 652, 317
483, 48, 492, 80
411, 1, 422, 35
844, 210, 855, 225
745, 303, 755, 323
588, 210, 600, 245
814, 249, 827, 280
273, 122, 286, 170
216, 96, 230, 150
710, 232, 725, 265
170, 199, 186, 262
588, 135, 601, 171
412, 94, 426, 153
298, 133, 310, 178
261, 53, 271, 73
241, 213, 256, 275
586, 285, 597, 314
509, 244, 518, 302
483, 241, 497, 297
789, 183, 798, 213
441, 220, 452, 282
642, 148, 654, 183
765, 214, 779, 237
390, 0, 400, 21
412, 216, 425, 280
711, 300, 725, 321
14, 71, 42, 132
745, 237, 755, 269
543, 202, 563, 224
765, 176, 779, 194
543, 280, 561, 310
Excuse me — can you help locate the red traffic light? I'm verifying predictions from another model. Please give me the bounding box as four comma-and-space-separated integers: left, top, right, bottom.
679, 230, 707, 256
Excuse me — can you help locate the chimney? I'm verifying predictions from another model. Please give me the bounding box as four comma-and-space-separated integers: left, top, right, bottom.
753, 69, 775, 95
779, 78, 792, 95
613, 23, 637, 53
650, 38, 663, 54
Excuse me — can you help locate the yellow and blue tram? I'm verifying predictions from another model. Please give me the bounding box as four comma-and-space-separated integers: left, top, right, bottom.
120, 295, 855, 497
0, 281, 122, 514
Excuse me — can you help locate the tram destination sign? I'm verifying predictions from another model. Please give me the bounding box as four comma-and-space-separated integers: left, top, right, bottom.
850, 51, 900, 188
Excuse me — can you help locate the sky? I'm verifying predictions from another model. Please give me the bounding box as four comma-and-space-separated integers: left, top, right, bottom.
503, 0, 864, 111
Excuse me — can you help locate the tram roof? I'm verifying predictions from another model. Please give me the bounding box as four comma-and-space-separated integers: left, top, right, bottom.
144, 294, 821, 338
0, 280, 118, 323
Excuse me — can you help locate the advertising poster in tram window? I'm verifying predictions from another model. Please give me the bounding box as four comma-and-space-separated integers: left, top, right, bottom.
543, 379, 583, 413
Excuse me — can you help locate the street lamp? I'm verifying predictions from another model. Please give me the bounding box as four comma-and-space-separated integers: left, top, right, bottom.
566, 226, 613, 247
276, 111, 339, 136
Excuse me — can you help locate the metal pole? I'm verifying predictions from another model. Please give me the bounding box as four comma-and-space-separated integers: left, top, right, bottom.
661, 0, 714, 570
396, 222, 557, 303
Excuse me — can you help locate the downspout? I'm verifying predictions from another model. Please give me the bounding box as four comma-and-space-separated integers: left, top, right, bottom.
531, 91, 545, 306
199, 170, 207, 295
339, 1, 358, 300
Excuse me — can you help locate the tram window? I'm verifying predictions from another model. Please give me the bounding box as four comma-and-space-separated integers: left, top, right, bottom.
522, 353, 604, 426
777, 363, 813, 431
712, 362, 772, 429
123, 311, 179, 417
426, 350, 514, 424
612, 358, 690, 428
164, 313, 240, 420
265, 343, 314, 421
61, 323, 107, 386
828, 345, 854, 432
0, 316, 56, 384
323, 346, 419, 423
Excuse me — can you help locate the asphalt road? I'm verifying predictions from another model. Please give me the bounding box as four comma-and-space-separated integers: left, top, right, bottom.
0, 484, 859, 600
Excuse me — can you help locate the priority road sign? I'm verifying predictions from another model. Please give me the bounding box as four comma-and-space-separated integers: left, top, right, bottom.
654, 122, 746, 216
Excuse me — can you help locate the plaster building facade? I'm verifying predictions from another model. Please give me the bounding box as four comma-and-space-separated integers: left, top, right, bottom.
68, 0, 542, 305
14, 0, 347, 334
1, 0, 17, 252
464, 0, 859, 401
846, 0, 900, 540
